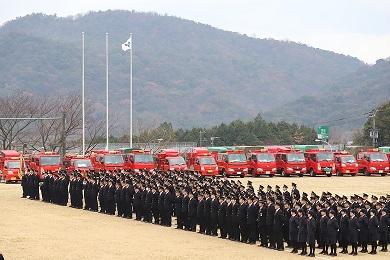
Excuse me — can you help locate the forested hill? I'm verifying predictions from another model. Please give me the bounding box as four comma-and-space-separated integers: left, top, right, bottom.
0, 11, 365, 129
264, 58, 390, 132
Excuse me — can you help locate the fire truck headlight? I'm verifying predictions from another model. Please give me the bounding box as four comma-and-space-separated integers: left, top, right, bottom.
228, 168, 234, 172
201, 166, 205, 171
287, 167, 293, 172
257, 168, 263, 172
215, 166, 218, 171
8, 170, 13, 175
243, 168, 248, 172
341, 163, 346, 167
385, 167, 389, 171
370, 167, 376, 171
317, 164, 321, 171
272, 168, 277, 172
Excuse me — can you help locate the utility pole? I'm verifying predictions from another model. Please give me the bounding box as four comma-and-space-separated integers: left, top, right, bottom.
369, 109, 379, 147
61, 112, 66, 162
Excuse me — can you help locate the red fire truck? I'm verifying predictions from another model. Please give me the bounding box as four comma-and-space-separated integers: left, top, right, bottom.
356, 148, 389, 176
0, 150, 22, 183
304, 149, 335, 177
247, 149, 276, 177
28, 151, 62, 179
333, 151, 358, 176
156, 149, 187, 171
63, 154, 94, 175
119, 148, 155, 172
89, 150, 125, 172
273, 147, 306, 177
185, 147, 218, 176
208, 147, 248, 178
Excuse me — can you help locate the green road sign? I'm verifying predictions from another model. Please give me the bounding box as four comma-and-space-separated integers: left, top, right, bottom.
317, 126, 329, 140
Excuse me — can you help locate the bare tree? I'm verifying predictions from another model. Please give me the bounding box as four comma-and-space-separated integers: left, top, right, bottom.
0, 92, 41, 149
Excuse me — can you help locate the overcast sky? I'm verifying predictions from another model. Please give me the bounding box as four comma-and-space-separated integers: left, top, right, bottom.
2, 0, 390, 63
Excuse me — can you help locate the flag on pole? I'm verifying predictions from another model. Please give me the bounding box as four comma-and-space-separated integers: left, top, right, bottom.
122, 36, 132, 51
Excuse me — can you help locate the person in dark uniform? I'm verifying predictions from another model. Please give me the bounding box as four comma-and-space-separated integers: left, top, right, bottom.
257, 200, 267, 247
181, 190, 190, 230
158, 186, 165, 224
327, 210, 339, 256
318, 208, 329, 255
106, 180, 116, 215
238, 196, 248, 243
210, 193, 219, 236
143, 187, 153, 222
368, 209, 379, 254
307, 210, 316, 257
163, 186, 174, 227
358, 208, 369, 253
204, 192, 212, 235
339, 208, 349, 254
197, 193, 205, 234
188, 191, 198, 232
225, 197, 233, 239
151, 186, 159, 223
231, 197, 240, 241
291, 183, 300, 200
246, 196, 257, 244
266, 197, 275, 248
133, 186, 142, 220
21, 171, 28, 198
283, 202, 291, 248
297, 209, 308, 255
378, 209, 388, 252
218, 196, 227, 238
273, 202, 284, 250
289, 209, 299, 253
349, 209, 359, 255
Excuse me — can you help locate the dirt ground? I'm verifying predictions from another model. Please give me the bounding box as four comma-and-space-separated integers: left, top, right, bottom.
1, 175, 389, 260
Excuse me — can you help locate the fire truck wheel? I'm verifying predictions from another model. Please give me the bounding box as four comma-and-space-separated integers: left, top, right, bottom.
381, 173, 386, 176
240, 174, 245, 178
309, 169, 316, 177
281, 170, 287, 177
326, 173, 332, 177
351, 173, 356, 177
336, 170, 342, 176
269, 174, 274, 178
298, 173, 303, 177
221, 169, 227, 177
363, 169, 370, 176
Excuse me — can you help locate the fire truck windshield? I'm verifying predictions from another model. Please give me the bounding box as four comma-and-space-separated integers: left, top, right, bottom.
199, 157, 216, 165
317, 152, 334, 161
168, 157, 186, 166
74, 159, 92, 168
369, 153, 387, 162
104, 155, 124, 165
341, 156, 356, 163
256, 153, 275, 162
287, 153, 305, 162
134, 154, 154, 163
227, 154, 247, 163
41, 156, 61, 166
7, 161, 21, 169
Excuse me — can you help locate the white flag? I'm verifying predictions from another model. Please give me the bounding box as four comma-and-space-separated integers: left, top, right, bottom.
122, 36, 132, 51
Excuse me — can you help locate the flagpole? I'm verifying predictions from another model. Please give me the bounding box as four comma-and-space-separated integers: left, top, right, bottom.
82, 32, 85, 156
105, 32, 109, 151
129, 33, 133, 148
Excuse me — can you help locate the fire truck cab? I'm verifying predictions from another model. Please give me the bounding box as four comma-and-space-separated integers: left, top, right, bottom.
28, 151, 62, 179
63, 154, 93, 175
119, 148, 155, 172
304, 149, 335, 177
356, 149, 389, 176
247, 149, 276, 177
209, 147, 248, 178
379, 147, 390, 161
273, 147, 306, 177
186, 147, 218, 176
156, 149, 187, 171
0, 150, 22, 183
89, 150, 125, 172
333, 151, 358, 176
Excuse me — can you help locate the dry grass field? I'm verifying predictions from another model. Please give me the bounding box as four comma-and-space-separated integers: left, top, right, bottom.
1, 175, 389, 260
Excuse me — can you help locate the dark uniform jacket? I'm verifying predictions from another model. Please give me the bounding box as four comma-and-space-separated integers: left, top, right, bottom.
327, 216, 339, 244
298, 215, 308, 243
289, 215, 299, 241
307, 217, 316, 244
349, 216, 359, 243
368, 215, 379, 242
